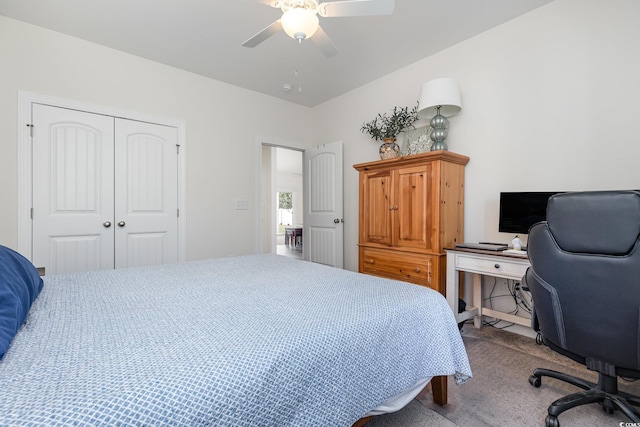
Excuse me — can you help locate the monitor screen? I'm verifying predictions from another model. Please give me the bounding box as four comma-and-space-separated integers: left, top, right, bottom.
498, 192, 560, 234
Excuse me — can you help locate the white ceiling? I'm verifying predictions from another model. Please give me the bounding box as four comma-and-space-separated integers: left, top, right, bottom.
0, 0, 553, 107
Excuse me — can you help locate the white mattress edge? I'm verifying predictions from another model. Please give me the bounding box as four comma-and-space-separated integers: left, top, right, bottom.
364, 376, 433, 416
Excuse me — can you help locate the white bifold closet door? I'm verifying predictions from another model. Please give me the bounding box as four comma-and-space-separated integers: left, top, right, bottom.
32, 104, 179, 275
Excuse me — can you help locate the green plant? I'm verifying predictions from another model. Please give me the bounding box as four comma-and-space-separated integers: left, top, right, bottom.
278, 192, 292, 210
360, 102, 419, 141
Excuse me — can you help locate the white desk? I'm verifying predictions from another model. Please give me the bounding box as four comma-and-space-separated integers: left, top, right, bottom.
445, 248, 531, 329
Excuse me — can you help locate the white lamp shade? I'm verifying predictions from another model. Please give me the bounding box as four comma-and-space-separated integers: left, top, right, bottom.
281, 8, 319, 40
418, 77, 462, 119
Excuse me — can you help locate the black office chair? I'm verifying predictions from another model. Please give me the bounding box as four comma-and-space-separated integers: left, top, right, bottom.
523, 190, 640, 427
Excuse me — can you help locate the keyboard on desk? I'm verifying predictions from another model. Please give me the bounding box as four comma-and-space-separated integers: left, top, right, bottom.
455, 242, 508, 251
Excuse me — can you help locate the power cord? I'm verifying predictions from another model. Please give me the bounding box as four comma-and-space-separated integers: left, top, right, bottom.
481, 277, 534, 330
483, 278, 532, 317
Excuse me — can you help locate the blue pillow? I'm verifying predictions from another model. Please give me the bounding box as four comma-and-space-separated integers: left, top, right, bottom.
0, 245, 44, 359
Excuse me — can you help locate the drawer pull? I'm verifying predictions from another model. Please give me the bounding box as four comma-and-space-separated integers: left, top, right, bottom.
494, 264, 500, 269
366, 259, 375, 264
414, 267, 421, 273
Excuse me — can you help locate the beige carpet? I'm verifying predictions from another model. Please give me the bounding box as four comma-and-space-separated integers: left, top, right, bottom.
368, 325, 640, 426
365, 400, 457, 427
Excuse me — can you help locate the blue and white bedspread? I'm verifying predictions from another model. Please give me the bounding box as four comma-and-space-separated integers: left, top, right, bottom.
0, 254, 471, 426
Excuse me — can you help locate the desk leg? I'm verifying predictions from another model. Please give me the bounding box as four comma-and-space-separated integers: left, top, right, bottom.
473, 273, 482, 329
445, 252, 458, 316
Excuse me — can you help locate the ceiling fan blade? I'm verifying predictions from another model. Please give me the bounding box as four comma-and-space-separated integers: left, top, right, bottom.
242, 20, 283, 48
311, 26, 338, 57
318, 0, 394, 18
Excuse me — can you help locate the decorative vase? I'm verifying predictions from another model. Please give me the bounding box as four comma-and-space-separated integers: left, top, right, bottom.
379, 138, 400, 160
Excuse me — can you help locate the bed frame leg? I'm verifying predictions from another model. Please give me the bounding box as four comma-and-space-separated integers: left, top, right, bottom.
352, 416, 373, 427
431, 375, 448, 406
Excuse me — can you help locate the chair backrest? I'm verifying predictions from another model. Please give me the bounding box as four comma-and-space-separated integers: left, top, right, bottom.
525, 190, 640, 372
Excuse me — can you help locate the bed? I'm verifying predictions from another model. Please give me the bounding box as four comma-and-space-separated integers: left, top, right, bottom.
0, 246, 471, 426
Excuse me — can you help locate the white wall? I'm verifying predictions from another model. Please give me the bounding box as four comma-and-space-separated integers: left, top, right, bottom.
312, 0, 640, 272
0, 15, 313, 260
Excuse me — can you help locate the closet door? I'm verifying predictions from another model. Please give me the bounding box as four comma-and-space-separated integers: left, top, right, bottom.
32, 105, 179, 274
114, 119, 178, 268
32, 104, 115, 274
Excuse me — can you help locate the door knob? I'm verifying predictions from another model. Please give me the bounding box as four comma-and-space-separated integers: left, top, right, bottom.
118, 221, 126, 227
334, 218, 340, 224
103, 221, 112, 228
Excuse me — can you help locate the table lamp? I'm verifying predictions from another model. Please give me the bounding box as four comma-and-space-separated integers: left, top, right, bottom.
417, 78, 462, 151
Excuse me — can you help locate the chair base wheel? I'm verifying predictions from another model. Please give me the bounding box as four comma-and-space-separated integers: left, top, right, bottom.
545, 414, 559, 427
529, 374, 542, 388
603, 405, 614, 415
532, 367, 640, 425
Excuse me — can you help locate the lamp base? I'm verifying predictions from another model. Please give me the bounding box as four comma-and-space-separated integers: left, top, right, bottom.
429, 113, 449, 151
430, 141, 448, 151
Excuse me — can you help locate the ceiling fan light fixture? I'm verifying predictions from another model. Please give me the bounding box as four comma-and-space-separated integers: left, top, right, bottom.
281, 8, 319, 41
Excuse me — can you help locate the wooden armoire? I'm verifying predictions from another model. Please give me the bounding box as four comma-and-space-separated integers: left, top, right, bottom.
353, 151, 469, 294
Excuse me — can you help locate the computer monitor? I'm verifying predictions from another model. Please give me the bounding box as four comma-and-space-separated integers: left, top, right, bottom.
498, 192, 561, 234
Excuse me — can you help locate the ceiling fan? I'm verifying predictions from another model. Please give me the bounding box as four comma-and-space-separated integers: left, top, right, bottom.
242, 0, 395, 57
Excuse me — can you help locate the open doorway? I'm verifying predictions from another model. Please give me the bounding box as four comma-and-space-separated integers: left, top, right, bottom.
258, 140, 343, 267
261, 145, 303, 259
277, 191, 302, 259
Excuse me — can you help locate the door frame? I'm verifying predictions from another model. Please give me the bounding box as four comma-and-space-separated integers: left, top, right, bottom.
255, 137, 344, 268
17, 91, 187, 263
254, 136, 306, 256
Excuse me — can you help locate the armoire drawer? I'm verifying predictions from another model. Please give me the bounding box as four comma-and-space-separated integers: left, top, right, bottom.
359, 247, 437, 289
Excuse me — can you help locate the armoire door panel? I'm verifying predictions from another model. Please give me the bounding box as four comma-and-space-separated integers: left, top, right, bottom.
32, 104, 115, 274
395, 165, 434, 250
361, 170, 392, 246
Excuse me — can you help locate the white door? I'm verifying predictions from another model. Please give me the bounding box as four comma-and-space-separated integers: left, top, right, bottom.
114, 119, 178, 269
303, 141, 344, 268
32, 104, 179, 274
32, 105, 116, 273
